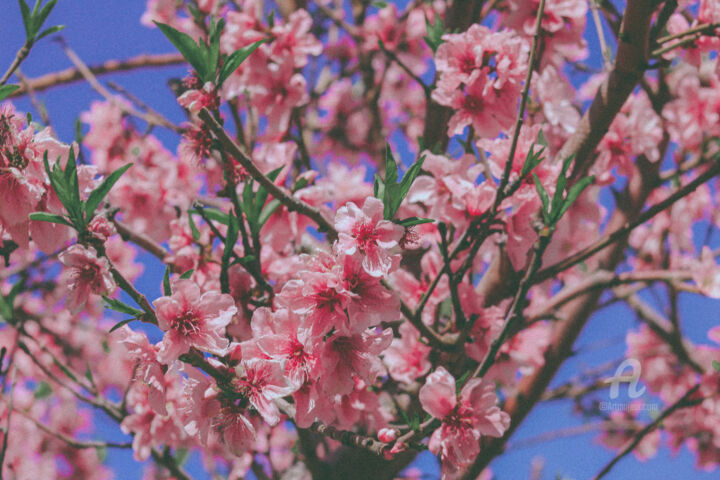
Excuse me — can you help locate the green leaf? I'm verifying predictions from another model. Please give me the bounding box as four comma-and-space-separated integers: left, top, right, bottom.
373, 173, 385, 201
162, 267, 172, 297
18, 0, 32, 39
0, 294, 12, 324
179, 269, 194, 280
536, 128, 548, 147
207, 17, 225, 83
520, 143, 545, 179
372, 1, 388, 8
43, 152, 72, 216
0, 84, 20, 102
84, 163, 132, 220
154, 21, 210, 81
455, 371, 470, 393
187, 212, 201, 241
109, 317, 136, 333
713, 360, 720, 372
221, 211, 239, 294
292, 177, 309, 192
423, 13, 445, 53
28, 212, 72, 227
397, 217, 434, 227
33, 381, 52, 399
190, 207, 229, 225
533, 173, 550, 224
258, 199, 282, 229
35, 23, 64, 41
218, 39, 266, 87
35, 0, 59, 35
102, 296, 144, 317
556, 176, 594, 222
95, 446, 107, 462
398, 154, 425, 206
379, 145, 425, 221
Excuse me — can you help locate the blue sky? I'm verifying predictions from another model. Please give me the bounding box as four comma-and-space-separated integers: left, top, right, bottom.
1, 1, 718, 479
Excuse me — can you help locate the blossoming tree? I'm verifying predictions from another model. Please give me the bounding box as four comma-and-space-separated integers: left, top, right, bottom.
2, 0, 720, 478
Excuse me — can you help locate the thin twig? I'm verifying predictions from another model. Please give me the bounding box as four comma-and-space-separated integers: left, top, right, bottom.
493, 0, 546, 210
58, 40, 182, 133
535, 161, 720, 283
0, 365, 17, 478
9, 52, 184, 97
13, 408, 131, 450
198, 108, 338, 241
0, 42, 31, 85
592, 384, 702, 480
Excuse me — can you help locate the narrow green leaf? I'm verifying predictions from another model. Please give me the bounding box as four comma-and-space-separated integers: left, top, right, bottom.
292, 177, 309, 192
179, 269, 194, 280
85, 163, 132, 220
35, 0, 59, 31
423, 13, 445, 53
207, 17, 224, 82
190, 207, 229, 225
397, 217, 434, 227
536, 129, 548, 147
18, 0, 32, 39
373, 173, 385, 201
0, 84, 20, 102
533, 173, 550, 224
398, 154, 425, 203
154, 22, 209, 81
162, 267, 172, 297
103, 296, 144, 317
218, 39, 266, 86
28, 212, 72, 227
187, 212, 201, 241
258, 199, 281, 229
33, 381, 52, 399
221, 211, 239, 294
555, 175, 595, 222
0, 295, 12, 323
109, 317, 136, 333
35, 24, 65, 41
383, 144, 399, 219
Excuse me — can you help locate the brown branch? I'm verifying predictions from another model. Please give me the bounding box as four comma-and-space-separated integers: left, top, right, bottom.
198, 108, 338, 241
558, 0, 655, 178
58, 40, 182, 133
495, 0, 546, 208
535, 161, 720, 283
13, 408, 131, 450
9, 53, 185, 97
113, 220, 169, 262
0, 42, 31, 85
592, 384, 702, 480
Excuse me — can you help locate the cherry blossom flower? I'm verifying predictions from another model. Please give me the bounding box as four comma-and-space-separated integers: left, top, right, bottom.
153, 279, 237, 363
419, 367, 510, 477
335, 197, 404, 277
58, 245, 116, 314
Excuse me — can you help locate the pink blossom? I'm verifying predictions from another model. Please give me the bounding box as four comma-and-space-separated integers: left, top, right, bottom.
153, 279, 237, 363
59, 245, 116, 314
178, 82, 220, 113
233, 358, 294, 425
335, 197, 403, 277
420, 367, 510, 477
249, 307, 318, 387
319, 328, 393, 396
383, 322, 432, 384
